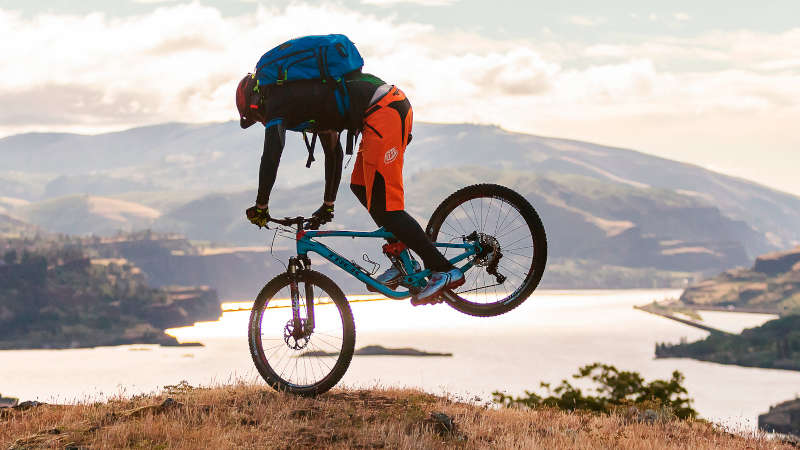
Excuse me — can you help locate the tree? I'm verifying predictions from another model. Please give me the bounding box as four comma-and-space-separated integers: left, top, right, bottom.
3, 249, 17, 265
493, 363, 697, 419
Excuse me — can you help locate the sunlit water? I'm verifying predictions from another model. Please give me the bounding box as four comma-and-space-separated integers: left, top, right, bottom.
1, 289, 796, 432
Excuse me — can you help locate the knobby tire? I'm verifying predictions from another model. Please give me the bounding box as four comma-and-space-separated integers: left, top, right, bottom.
426, 184, 547, 317
248, 270, 355, 396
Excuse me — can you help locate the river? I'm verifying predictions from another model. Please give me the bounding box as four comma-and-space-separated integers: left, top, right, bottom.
1, 289, 797, 431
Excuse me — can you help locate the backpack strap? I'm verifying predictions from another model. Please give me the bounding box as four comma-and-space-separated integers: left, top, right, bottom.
303, 131, 318, 168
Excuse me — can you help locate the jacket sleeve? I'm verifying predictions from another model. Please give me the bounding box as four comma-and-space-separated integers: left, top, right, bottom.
256, 119, 286, 206
320, 132, 344, 203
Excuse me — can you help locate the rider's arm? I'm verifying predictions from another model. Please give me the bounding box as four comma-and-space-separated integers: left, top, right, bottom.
256, 119, 286, 207
320, 131, 343, 205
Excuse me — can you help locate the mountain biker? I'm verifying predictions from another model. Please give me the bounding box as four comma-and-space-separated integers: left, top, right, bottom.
237, 50, 464, 305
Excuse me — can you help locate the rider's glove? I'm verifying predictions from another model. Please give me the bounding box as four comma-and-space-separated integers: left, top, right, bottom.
311, 203, 334, 224
246, 205, 270, 228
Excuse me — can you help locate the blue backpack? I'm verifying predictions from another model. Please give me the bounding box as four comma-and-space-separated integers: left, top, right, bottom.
254, 34, 364, 118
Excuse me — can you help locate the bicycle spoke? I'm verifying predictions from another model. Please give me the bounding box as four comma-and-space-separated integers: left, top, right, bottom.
460, 203, 479, 233
429, 190, 542, 310
505, 249, 533, 259
256, 280, 347, 389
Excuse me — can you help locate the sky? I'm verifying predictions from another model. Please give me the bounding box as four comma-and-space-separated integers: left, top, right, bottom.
1, 0, 799, 195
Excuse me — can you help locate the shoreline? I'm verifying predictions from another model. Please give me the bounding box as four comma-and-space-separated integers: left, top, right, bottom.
0, 336, 203, 351
633, 304, 732, 335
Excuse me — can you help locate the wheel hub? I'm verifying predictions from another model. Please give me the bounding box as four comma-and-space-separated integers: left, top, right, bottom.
283, 319, 310, 350
470, 232, 506, 284
473, 233, 501, 267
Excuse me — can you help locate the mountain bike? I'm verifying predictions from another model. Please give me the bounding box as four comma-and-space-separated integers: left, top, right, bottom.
248, 183, 547, 395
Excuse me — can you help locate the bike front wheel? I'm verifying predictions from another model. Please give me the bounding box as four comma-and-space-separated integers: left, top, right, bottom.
426, 183, 547, 317
248, 270, 355, 396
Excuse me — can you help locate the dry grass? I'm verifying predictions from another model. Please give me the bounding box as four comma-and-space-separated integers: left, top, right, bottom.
0, 384, 792, 449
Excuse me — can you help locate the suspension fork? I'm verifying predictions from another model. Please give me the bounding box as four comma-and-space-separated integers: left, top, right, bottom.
288, 256, 315, 337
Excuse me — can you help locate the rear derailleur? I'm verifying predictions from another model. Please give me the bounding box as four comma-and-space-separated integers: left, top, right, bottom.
466, 231, 506, 284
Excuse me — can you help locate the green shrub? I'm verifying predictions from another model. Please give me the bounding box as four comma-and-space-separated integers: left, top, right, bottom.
493, 363, 697, 419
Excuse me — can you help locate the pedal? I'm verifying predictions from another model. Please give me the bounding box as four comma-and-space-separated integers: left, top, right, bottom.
410, 295, 444, 307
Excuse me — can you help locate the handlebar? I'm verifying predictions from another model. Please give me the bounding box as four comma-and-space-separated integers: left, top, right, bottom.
268, 215, 323, 230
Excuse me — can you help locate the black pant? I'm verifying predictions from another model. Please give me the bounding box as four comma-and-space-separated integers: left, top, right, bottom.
350, 174, 452, 272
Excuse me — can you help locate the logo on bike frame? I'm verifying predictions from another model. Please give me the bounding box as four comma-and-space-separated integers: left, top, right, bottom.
384, 147, 398, 164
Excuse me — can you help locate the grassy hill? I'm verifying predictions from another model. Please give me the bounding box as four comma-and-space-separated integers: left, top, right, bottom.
0, 385, 790, 449
17, 195, 161, 236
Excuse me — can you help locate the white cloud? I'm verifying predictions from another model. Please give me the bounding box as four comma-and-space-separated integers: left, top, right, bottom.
673, 12, 691, 21
566, 16, 606, 27
361, 0, 459, 5
0, 4, 799, 194
1, 4, 799, 134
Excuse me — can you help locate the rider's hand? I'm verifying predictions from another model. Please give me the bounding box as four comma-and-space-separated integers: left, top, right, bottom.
246, 205, 270, 228
311, 203, 334, 224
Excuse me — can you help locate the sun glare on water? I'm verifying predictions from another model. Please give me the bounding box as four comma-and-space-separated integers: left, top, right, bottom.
164, 290, 646, 343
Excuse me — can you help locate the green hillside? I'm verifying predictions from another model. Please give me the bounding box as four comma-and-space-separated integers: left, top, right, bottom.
656, 315, 800, 371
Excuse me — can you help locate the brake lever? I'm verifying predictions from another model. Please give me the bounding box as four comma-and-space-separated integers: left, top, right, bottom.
305, 218, 321, 230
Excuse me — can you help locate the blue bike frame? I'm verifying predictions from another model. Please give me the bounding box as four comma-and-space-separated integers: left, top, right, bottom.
295, 227, 480, 299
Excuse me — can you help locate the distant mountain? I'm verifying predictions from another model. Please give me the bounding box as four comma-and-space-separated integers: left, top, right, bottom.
16, 195, 160, 236
2, 121, 799, 283
145, 166, 755, 272
0, 213, 34, 237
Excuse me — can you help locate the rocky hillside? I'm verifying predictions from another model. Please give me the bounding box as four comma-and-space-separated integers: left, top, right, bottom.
0, 237, 221, 349
679, 246, 800, 314
648, 246, 800, 372
760, 398, 800, 438
0, 385, 791, 449
84, 232, 293, 300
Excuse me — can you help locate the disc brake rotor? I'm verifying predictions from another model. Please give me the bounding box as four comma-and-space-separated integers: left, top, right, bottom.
283, 319, 310, 350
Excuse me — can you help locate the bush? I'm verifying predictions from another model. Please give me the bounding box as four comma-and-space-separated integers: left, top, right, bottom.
493, 362, 697, 419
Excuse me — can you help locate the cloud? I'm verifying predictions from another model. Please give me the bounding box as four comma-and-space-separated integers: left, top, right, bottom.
0, 84, 159, 126
673, 12, 691, 21
360, 0, 459, 5
1, 3, 800, 195
1, 4, 799, 134
566, 16, 606, 27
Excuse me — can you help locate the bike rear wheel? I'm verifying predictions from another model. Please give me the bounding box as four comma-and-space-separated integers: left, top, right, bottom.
426, 184, 547, 317
248, 270, 355, 396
